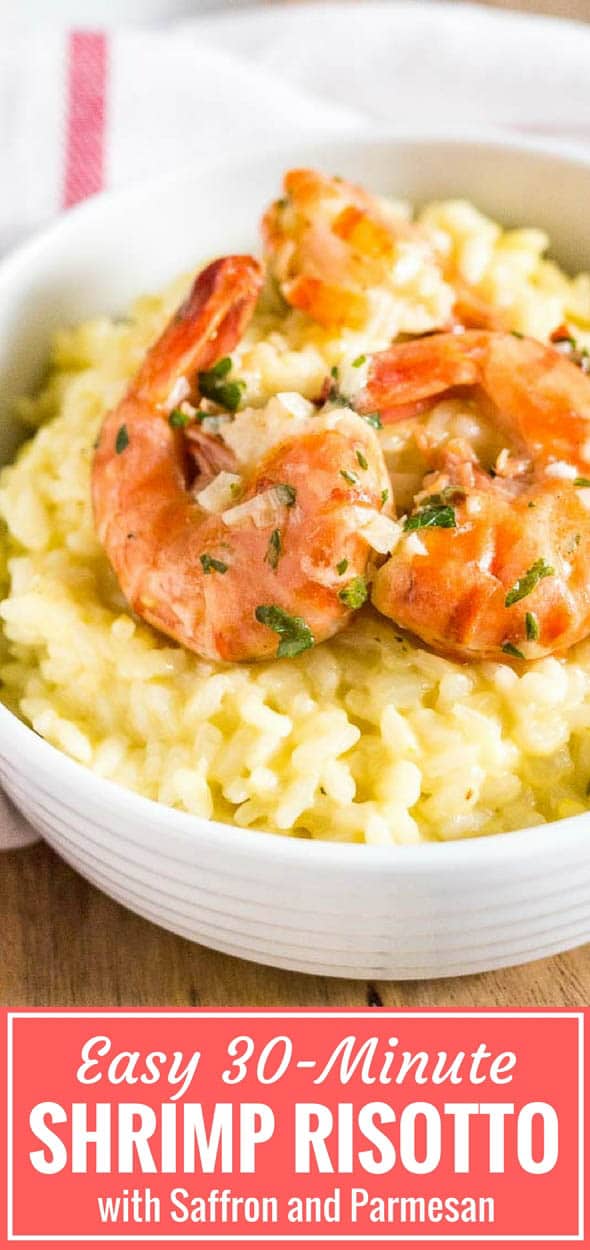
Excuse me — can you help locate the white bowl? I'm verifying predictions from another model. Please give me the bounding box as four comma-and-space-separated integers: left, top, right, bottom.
1, 134, 590, 980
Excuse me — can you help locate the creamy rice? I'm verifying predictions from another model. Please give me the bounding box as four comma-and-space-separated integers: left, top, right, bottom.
3, 198, 590, 845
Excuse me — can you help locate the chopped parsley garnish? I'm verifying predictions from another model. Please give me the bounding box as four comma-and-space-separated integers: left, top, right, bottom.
338, 575, 368, 609
356, 450, 368, 471
502, 642, 525, 660
326, 366, 350, 406
505, 558, 554, 607
328, 385, 350, 406
381, 488, 389, 507
336, 558, 349, 575
266, 529, 282, 570
525, 612, 540, 641
169, 408, 191, 428
198, 356, 245, 412
362, 411, 382, 429
255, 604, 314, 658
115, 424, 129, 454
275, 483, 297, 506
206, 356, 232, 378
574, 477, 590, 487
207, 379, 245, 411
404, 495, 456, 531
352, 354, 367, 368
510, 330, 524, 339
340, 468, 359, 486
200, 553, 228, 575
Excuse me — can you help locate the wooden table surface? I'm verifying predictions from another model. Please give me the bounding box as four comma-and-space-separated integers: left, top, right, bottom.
2, 0, 589, 1011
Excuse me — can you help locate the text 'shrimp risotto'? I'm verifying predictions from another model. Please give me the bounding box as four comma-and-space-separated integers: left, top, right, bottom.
4, 173, 590, 846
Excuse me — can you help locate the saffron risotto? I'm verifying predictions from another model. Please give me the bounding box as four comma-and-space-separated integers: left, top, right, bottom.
3, 197, 590, 845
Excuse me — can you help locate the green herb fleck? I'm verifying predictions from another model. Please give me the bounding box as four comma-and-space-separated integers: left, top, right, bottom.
352, 354, 367, 368
200, 553, 228, 575
198, 356, 245, 412
574, 477, 590, 487
356, 450, 368, 471
115, 425, 129, 454
505, 558, 554, 607
326, 366, 350, 406
525, 612, 539, 641
255, 604, 314, 658
381, 488, 389, 507
266, 529, 282, 570
336, 558, 349, 576
211, 380, 245, 411
169, 408, 191, 428
404, 495, 456, 531
275, 483, 297, 507
340, 468, 359, 486
207, 356, 232, 379
328, 386, 349, 406
362, 411, 382, 429
502, 642, 526, 660
338, 575, 368, 609
510, 330, 524, 339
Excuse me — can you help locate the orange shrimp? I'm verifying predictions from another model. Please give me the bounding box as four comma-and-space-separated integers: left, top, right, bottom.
450, 283, 507, 332
92, 256, 391, 663
354, 330, 590, 662
262, 168, 453, 332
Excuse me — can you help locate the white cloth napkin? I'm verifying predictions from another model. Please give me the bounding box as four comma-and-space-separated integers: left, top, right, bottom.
2, 0, 590, 847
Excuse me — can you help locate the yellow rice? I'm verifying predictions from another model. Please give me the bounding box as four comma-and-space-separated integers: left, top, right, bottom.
3, 197, 590, 845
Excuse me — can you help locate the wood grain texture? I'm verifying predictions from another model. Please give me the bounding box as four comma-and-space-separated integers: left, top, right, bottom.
471, 0, 589, 18
1, 0, 589, 1009
274, 0, 589, 17
1, 841, 588, 1006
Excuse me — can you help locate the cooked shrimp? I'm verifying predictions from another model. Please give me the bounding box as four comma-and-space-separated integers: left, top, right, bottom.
354, 330, 590, 662
92, 255, 391, 663
262, 168, 454, 334
451, 282, 507, 331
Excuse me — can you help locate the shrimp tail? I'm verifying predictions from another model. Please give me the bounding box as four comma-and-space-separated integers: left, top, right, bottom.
134, 255, 263, 409
358, 333, 484, 422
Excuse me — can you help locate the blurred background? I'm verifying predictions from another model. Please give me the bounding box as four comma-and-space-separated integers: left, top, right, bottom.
2, 0, 589, 25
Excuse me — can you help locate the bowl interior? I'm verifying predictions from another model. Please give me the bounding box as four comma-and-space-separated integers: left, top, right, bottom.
2, 133, 590, 867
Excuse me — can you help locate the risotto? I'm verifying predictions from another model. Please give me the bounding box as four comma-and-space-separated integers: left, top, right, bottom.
3, 193, 590, 845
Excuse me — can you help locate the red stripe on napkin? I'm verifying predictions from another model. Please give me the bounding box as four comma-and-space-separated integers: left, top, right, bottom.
63, 31, 108, 208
